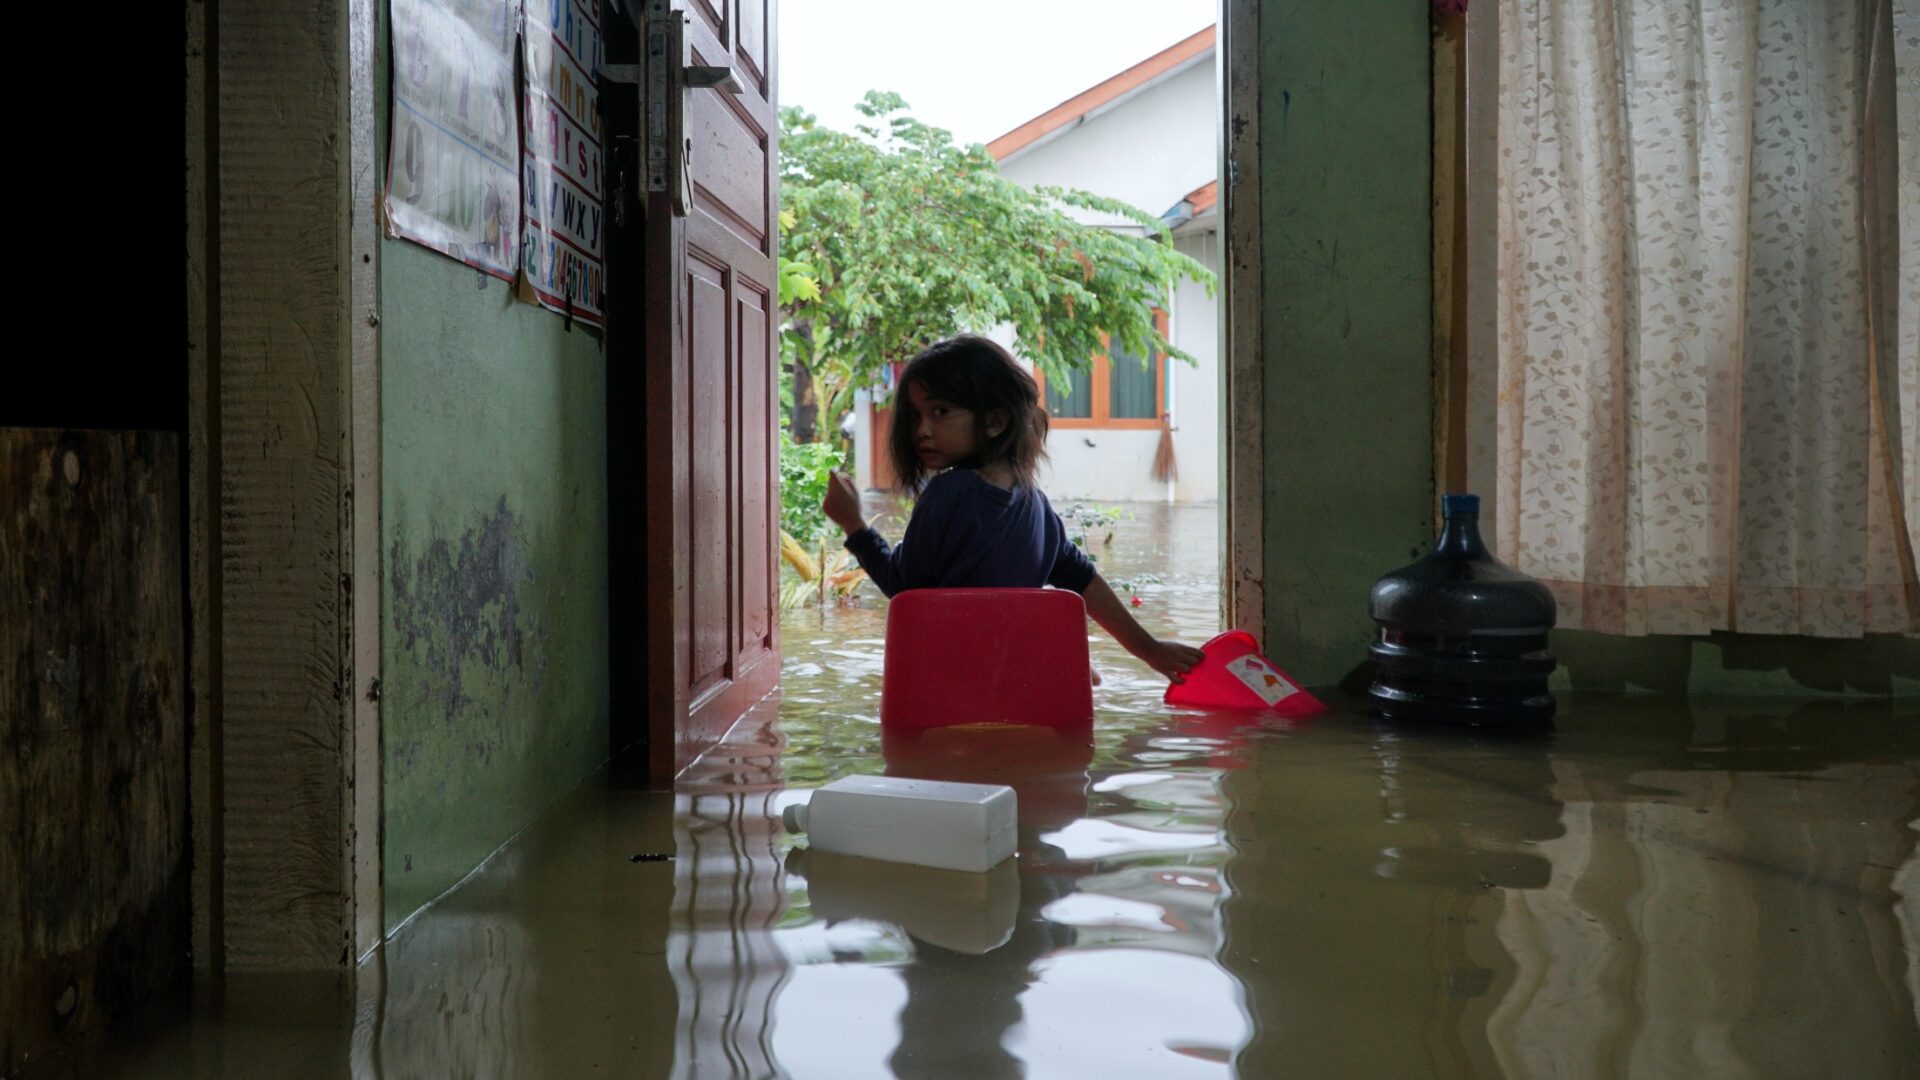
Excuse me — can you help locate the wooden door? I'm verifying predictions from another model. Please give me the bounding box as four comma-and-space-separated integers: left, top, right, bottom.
641, 0, 780, 782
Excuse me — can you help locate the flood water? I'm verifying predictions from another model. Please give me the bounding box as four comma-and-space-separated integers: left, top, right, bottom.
104, 503, 1920, 1078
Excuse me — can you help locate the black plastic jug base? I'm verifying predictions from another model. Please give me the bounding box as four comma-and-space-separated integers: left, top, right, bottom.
1367, 682, 1557, 728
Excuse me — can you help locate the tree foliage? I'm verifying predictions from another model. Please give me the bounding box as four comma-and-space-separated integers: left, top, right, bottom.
780, 92, 1214, 441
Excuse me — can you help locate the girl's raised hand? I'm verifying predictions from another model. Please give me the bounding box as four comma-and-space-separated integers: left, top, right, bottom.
822, 472, 866, 535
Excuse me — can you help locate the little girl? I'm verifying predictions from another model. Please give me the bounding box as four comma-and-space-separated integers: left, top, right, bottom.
822, 335, 1206, 684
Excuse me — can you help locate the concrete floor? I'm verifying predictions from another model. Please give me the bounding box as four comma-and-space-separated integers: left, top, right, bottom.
100, 503, 1920, 1077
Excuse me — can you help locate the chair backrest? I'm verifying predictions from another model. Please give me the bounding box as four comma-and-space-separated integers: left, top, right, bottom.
881, 588, 1094, 731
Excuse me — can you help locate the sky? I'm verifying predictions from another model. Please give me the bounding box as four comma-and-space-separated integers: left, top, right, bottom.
778, 0, 1217, 147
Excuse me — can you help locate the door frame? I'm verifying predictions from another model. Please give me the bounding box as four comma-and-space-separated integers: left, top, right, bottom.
1220, 0, 1265, 644
185, 0, 383, 973
603, 2, 651, 772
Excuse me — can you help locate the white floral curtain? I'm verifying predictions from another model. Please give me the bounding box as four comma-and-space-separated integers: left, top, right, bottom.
1492, 0, 1919, 636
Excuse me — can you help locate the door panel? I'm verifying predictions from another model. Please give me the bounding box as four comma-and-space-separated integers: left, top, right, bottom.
641, 0, 780, 783
688, 252, 732, 697
736, 0, 768, 94
687, 84, 769, 250
688, 0, 728, 46
738, 284, 773, 653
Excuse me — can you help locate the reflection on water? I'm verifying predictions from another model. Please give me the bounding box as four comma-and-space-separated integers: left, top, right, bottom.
1219, 703, 1920, 1079
97, 503, 1920, 1078
669, 708, 790, 1079
667, 501, 1245, 1078
668, 698, 1249, 1077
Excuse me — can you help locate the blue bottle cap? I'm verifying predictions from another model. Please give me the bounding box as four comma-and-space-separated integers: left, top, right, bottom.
1442, 493, 1480, 515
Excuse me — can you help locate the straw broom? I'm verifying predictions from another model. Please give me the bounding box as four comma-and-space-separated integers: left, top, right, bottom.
1151, 353, 1177, 499
1150, 413, 1177, 487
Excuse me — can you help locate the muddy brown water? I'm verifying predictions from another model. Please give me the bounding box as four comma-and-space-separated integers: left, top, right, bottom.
102, 503, 1920, 1078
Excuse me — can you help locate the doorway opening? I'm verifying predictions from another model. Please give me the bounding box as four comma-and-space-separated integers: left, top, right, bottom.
773, 1, 1236, 651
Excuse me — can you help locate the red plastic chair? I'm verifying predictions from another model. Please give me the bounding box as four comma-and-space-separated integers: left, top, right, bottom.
881, 588, 1095, 732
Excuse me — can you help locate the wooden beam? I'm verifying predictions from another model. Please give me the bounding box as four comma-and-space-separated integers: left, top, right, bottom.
1462, 0, 1501, 516
1432, 10, 1469, 500
185, 0, 222, 974
1221, 0, 1264, 642
188, 0, 379, 973
346, 0, 384, 964
3, 431, 189, 1071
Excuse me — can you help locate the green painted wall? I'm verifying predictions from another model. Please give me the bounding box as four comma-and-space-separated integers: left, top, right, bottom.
1251, 5, 1916, 697
377, 15, 610, 932
1258, 1, 1434, 688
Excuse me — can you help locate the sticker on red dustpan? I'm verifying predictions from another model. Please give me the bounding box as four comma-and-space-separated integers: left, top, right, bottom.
1164, 631, 1328, 719
1225, 654, 1297, 706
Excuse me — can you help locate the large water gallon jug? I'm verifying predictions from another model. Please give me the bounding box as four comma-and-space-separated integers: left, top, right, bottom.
1367, 494, 1557, 726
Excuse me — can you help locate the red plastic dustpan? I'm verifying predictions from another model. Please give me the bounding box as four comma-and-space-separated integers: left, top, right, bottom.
1163, 630, 1328, 719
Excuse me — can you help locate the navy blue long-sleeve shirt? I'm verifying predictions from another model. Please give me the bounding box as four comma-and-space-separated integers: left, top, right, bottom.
845, 469, 1097, 598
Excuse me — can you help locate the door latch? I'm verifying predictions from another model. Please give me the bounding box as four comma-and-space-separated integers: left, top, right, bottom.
595, 0, 742, 219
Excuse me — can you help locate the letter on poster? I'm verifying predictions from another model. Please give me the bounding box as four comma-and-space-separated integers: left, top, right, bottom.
517, 0, 606, 325
385, 0, 522, 279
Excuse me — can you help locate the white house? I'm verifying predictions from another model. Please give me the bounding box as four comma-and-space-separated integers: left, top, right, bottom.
853, 26, 1220, 503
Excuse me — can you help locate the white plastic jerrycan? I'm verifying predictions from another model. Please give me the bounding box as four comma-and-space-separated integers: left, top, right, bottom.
781, 775, 1017, 873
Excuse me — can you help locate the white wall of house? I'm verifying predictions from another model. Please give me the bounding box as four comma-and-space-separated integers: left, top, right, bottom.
1168, 229, 1219, 503
1002, 51, 1219, 505
998, 294, 1221, 505
995, 57, 1216, 233
851, 387, 875, 491
1027, 286, 1218, 505
1038, 427, 1168, 502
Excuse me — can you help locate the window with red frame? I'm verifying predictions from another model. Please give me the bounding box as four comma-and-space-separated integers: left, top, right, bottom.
1037, 309, 1168, 429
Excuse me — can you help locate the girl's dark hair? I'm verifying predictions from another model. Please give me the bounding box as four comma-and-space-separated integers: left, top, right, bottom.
888, 335, 1050, 494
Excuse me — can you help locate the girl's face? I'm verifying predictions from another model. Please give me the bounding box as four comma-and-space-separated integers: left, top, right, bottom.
904, 380, 1003, 472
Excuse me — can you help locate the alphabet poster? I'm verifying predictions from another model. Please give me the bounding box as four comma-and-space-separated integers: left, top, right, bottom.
385, 0, 522, 280
518, 0, 606, 324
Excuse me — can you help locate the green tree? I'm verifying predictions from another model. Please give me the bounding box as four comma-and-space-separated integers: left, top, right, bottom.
780, 92, 1213, 444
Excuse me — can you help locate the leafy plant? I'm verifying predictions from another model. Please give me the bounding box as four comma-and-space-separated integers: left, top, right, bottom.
780, 544, 867, 609
1060, 502, 1125, 560
777, 430, 871, 607
1108, 571, 1163, 595
777, 222, 821, 308
779, 426, 847, 544
778, 92, 1214, 445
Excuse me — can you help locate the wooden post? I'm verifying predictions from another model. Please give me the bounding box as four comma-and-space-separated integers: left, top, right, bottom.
1432, 9, 1469, 501
1461, 0, 1501, 514
185, 0, 382, 974
1221, 0, 1265, 642
3, 431, 189, 1071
